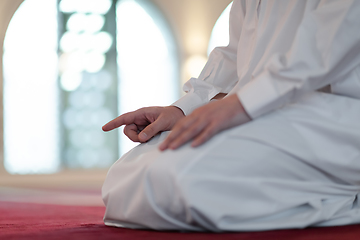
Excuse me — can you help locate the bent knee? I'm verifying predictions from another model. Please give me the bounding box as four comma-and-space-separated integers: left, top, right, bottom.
145, 158, 188, 218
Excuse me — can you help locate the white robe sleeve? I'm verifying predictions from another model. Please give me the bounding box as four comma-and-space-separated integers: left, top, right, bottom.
172, 0, 246, 115
237, 0, 360, 119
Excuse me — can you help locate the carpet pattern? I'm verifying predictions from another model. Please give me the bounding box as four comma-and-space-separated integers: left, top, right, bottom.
1, 201, 360, 240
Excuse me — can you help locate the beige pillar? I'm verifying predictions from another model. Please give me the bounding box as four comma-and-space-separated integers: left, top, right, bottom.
0, 0, 23, 175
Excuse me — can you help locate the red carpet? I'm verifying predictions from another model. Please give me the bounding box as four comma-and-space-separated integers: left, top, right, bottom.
1, 201, 360, 240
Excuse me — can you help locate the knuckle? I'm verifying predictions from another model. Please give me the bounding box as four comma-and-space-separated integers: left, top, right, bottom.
192, 109, 200, 115
177, 123, 187, 131
212, 117, 221, 124
192, 109, 204, 116
147, 123, 159, 134
167, 133, 177, 142
210, 118, 222, 127
192, 124, 203, 133
145, 125, 154, 132
178, 131, 191, 141
177, 117, 187, 125
172, 123, 183, 133
199, 131, 209, 141
200, 132, 211, 142
123, 125, 131, 133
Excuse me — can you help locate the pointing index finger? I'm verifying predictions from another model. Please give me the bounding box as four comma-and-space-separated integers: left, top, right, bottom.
102, 112, 135, 131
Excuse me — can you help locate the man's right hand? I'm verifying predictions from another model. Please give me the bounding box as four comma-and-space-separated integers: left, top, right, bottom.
102, 106, 185, 143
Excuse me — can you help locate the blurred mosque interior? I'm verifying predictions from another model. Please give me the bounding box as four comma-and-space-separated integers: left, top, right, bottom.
0, 0, 231, 189
0, 0, 232, 188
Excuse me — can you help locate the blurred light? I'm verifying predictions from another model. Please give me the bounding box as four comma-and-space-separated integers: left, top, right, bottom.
70, 129, 85, 148
85, 14, 105, 33
185, 35, 207, 55
185, 55, 208, 78
61, 32, 113, 54
87, 130, 105, 147
81, 92, 93, 106
58, 53, 69, 73
69, 91, 85, 108
60, 0, 115, 170
77, 149, 98, 168
82, 131, 94, 146
92, 108, 113, 126
60, 71, 83, 91
60, 31, 80, 52
78, 33, 94, 52
86, 90, 105, 108
64, 107, 107, 129
59, 52, 85, 73
92, 32, 113, 53
60, 0, 112, 14
207, 2, 233, 56
59, 0, 76, 13
83, 0, 112, 14
67, 13, 105, 33
74, 90, 105, 108
66, 13, 87, 32
75, 110, 93, 127
66, 51, 86, 72
79, 74, 94, 90
74, 110, 85, 126
93, 70, 112, 90
84, 52, 106, 73
63, 107, 78, 129
61, 32, 112, 54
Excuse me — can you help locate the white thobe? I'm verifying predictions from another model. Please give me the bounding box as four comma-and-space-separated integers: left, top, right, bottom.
173, 0, 360, 118
102, 0, 360, 231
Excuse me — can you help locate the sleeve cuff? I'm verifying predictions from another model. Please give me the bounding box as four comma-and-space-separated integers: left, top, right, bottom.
236, 71, 290, 119
171, 92, 209, 116
172, 77, 222, 115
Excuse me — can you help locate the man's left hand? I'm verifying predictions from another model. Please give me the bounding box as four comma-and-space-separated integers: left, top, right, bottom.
159, 94, 251, 151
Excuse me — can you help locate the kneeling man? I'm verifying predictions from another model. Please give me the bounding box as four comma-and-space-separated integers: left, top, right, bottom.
102, 0, 360, 231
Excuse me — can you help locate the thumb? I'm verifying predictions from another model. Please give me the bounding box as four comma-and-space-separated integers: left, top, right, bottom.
138, 118, 165, 142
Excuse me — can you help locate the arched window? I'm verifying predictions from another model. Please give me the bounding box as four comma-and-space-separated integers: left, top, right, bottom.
116, 0, 179, 154
3, 0, 59, 174
3, 0, 179, 174
207, 2, 233, 56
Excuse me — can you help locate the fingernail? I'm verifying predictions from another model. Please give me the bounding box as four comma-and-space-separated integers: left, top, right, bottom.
140, 132, 147, 140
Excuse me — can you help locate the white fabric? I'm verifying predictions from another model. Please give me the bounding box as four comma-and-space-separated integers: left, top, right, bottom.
102, 0, 360, 231
173, 0, 360, 118
103, 92, 360, 231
